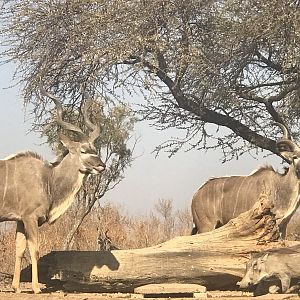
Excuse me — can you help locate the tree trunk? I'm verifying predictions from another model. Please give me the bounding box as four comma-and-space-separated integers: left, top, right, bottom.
22, 191, 300, 293
63, 194, 98, 250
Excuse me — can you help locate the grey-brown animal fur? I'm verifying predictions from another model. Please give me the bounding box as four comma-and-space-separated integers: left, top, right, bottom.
0, 87, 105, 294
237, 246, 300, 294
191, 123, 300, 236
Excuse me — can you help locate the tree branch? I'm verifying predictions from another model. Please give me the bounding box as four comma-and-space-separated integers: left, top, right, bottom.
143, 61, 279, 155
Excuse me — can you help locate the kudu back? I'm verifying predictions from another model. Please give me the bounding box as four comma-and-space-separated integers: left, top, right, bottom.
191, 123, 300, 236
0, 87, 105, 293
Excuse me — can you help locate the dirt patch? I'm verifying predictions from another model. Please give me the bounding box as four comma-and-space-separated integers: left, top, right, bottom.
0, 278, 298, 300
0, 290, 299, 300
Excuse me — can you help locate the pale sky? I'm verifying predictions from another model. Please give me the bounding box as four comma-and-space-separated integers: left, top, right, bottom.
0, 62, 284, 215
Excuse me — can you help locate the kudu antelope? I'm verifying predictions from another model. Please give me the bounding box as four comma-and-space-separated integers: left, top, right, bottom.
191, 123, 300, 236
0, 87, 105, 293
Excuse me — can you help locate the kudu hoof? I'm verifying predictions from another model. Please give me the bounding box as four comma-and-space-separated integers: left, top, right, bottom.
12, 287, 22, 293
33, 286, 42, 294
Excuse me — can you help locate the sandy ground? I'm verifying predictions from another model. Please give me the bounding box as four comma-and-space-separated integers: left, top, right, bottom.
0, 283, 299, 300
0, 291, 299, 300
0, 274, 299, 300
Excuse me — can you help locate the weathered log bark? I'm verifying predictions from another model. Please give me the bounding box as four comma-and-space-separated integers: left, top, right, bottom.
21, 192, 300, 292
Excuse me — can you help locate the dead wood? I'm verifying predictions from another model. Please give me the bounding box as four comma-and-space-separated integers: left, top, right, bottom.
21, 191, 300, 292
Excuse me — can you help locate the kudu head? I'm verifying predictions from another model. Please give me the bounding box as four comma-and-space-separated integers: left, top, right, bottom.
40, 85, 105, 175
276, 122, 300, 178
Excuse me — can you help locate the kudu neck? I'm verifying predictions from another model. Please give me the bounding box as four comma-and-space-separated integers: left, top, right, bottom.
48, 153, 85, 223
50, 152, 85, 194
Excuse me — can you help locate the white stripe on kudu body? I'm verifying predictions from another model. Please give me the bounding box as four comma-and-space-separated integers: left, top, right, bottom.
2, 161, 8, 205
191, 123, 300, 237
48, 173, 85, 223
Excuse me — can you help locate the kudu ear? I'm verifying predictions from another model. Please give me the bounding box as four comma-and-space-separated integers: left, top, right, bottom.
58, 133, 78, 152
257, 253, 268, 265
276, 140, 295, 162
261, 253, 269, 261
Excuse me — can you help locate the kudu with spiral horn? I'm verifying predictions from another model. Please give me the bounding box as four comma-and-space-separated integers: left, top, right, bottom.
0, 87, 105, 293
191, 122, 300, 236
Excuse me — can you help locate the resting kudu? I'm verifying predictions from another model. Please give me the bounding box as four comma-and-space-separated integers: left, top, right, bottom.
0, 87, 105, 293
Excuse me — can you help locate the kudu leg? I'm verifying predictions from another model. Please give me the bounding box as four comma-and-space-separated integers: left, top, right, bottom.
23, 217, 41, 294
12, 221, 26, 293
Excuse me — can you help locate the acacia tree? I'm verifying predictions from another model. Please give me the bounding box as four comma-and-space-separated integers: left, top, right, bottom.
1, 0, 300, 161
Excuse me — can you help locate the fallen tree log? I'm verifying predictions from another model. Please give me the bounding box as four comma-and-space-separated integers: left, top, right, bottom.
22, 191, 300, 292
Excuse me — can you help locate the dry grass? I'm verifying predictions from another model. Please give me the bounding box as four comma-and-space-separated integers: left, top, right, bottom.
0, 199, 192, 275
2, 200, 300, 277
